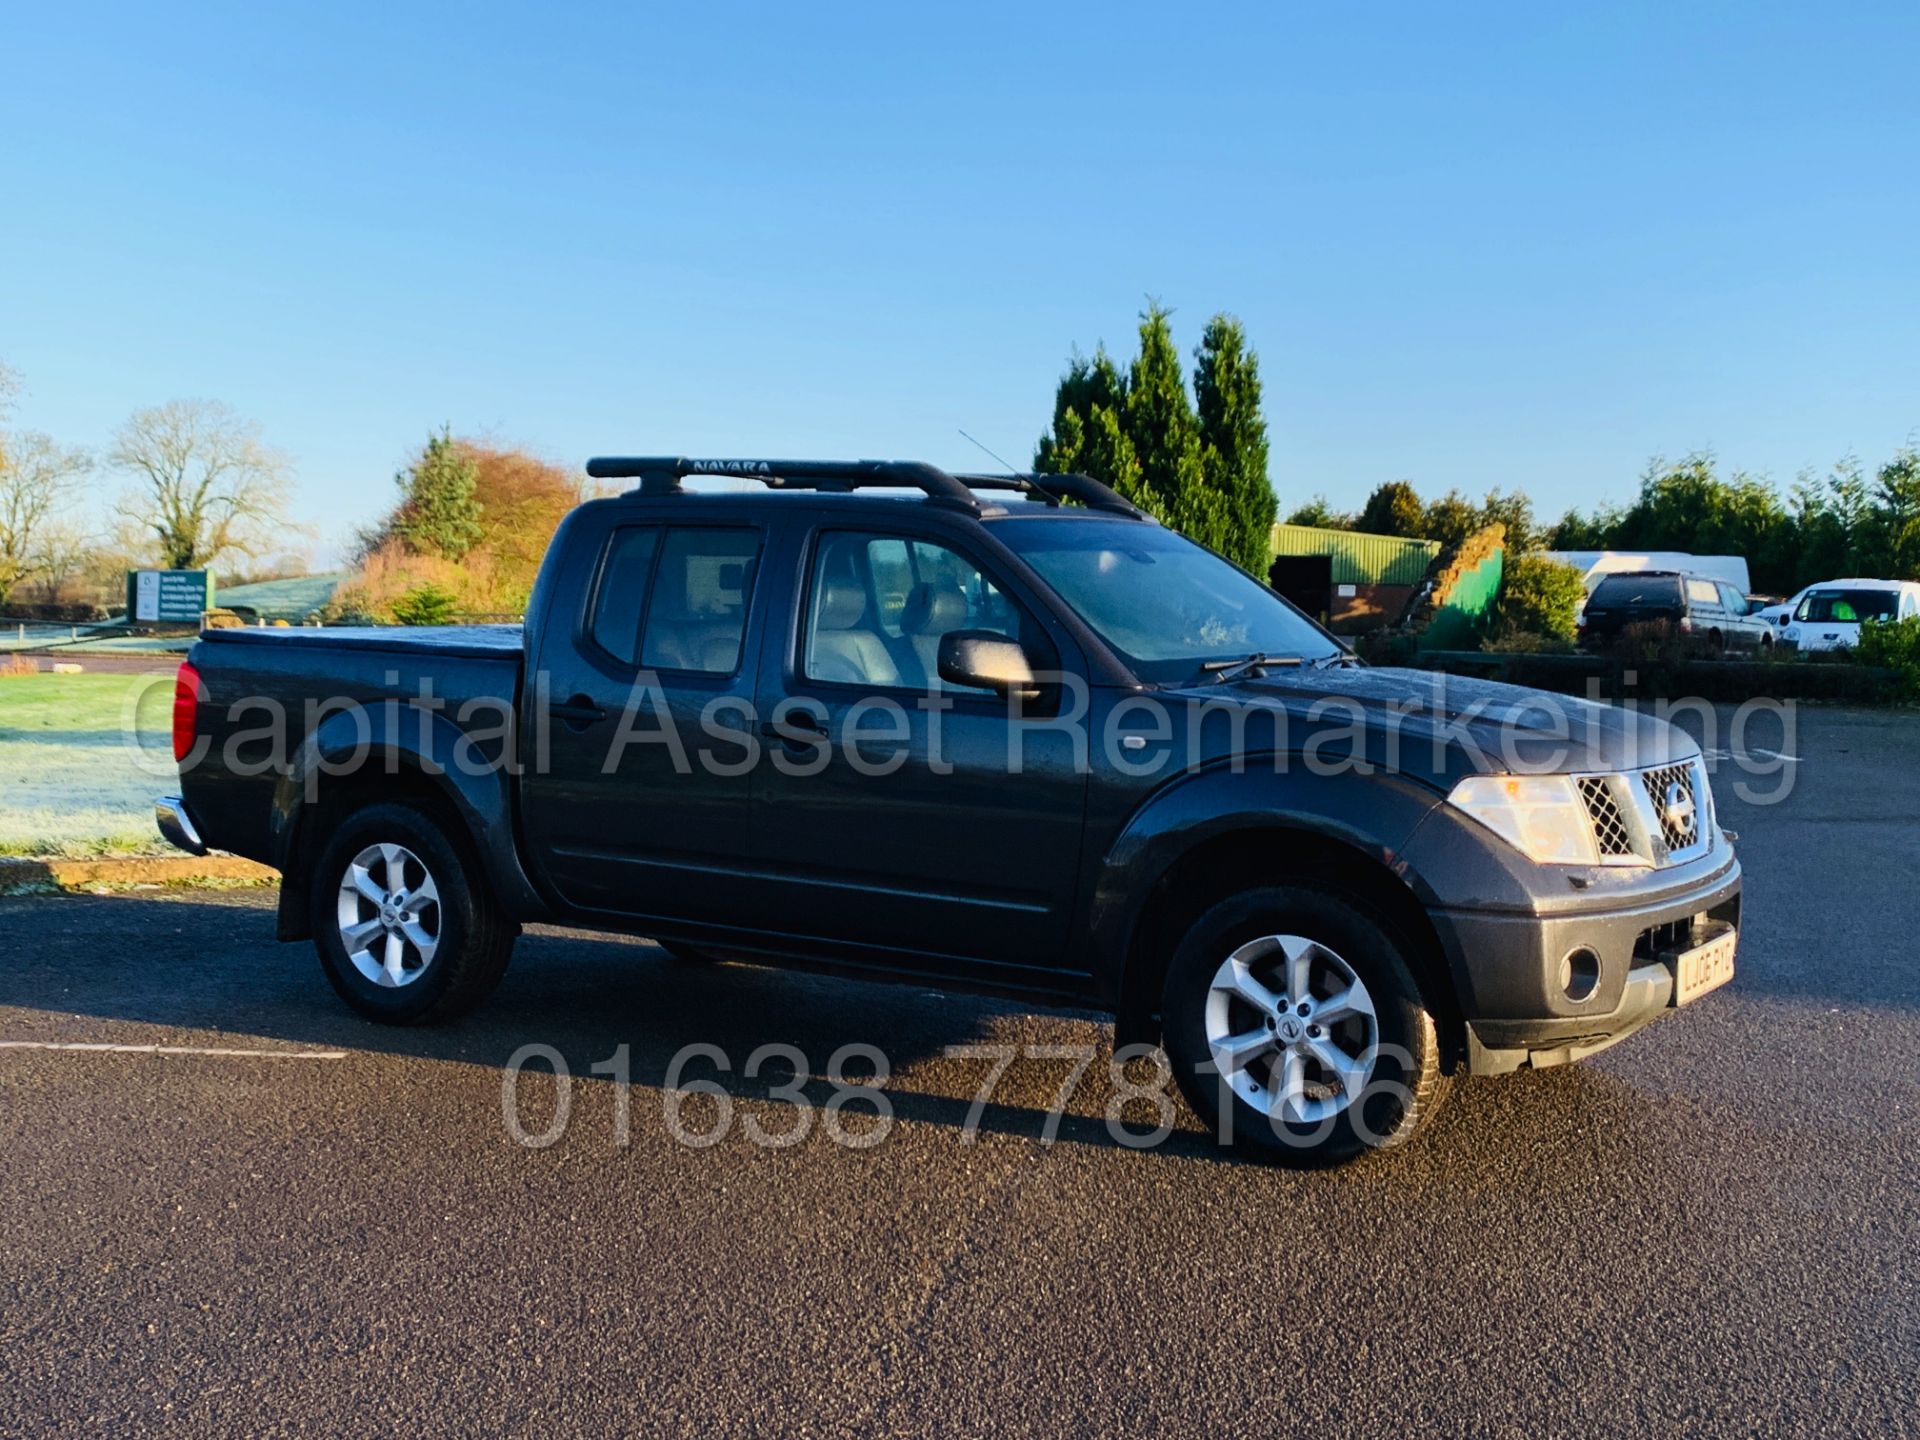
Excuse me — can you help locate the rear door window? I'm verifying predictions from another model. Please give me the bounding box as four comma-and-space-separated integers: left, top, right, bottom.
639, 528, 763, 675
589, 526, 661, 664
1686, 578, 1721, 607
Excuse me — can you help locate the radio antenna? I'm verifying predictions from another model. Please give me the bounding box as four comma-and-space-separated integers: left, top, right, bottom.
957, 428, 1020, 475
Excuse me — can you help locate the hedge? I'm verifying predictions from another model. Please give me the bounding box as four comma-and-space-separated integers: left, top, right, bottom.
1412, 650, 1901, 703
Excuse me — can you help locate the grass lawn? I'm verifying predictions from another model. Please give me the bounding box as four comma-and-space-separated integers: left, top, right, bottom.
0, 672, 181, 856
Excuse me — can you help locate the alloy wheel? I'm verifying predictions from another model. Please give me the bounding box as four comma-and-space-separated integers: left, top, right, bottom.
334, 842, 441, 988
1203, 933, 1380, 1125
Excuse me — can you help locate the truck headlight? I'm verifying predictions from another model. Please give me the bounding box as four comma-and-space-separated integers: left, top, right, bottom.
1447, 774, 1599, 865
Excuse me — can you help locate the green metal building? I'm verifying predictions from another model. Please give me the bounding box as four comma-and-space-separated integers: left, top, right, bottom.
1268, 524, 1440, 584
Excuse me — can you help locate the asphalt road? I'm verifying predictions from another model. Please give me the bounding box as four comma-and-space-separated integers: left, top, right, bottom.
2, 704, 1916, 1437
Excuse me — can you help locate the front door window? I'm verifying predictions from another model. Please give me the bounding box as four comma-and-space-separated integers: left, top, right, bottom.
801, 531, 1044, 693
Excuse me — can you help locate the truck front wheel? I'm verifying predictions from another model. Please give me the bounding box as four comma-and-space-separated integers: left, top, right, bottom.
1161, 885, 1450, 1167
310, 801, 516, 1024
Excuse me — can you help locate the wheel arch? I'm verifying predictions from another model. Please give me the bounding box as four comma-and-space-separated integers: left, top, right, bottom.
270, 707, 548, 942
1108, 823, 1462, 1067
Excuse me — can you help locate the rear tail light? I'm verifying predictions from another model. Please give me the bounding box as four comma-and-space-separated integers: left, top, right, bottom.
172, 661, 202, 763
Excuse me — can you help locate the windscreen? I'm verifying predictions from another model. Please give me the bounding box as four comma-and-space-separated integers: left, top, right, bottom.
994, 519, 1339, 683
1795, 589, 1899, 624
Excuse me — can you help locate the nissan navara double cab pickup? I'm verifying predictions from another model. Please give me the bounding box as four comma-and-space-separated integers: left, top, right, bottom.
159, 457, 1742, 1165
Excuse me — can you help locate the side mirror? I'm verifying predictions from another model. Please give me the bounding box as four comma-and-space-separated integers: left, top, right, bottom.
937, 630, 1039, 697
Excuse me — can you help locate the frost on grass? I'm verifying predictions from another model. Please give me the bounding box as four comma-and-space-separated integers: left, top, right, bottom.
0, 675, 176, 857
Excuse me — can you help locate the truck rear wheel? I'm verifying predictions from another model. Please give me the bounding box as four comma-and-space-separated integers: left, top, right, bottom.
1161, 885, 1449, 1167
311, 801, 516, 1024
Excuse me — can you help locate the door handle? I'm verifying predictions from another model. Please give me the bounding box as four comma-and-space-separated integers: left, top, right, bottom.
552, 694, 608, 729
759, 715, 827, 745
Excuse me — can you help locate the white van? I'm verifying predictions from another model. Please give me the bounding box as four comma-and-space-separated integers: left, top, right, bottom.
1782, 579, 1920, 652
1756, 577, 1877, 632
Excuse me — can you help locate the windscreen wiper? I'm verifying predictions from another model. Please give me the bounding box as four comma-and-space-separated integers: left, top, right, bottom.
1201, 652, 1303, 683
1307, 650, 1360, 670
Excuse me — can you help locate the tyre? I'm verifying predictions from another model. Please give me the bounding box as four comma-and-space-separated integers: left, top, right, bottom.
1161, 885, 1450, 1167
310, 801, 516, 1024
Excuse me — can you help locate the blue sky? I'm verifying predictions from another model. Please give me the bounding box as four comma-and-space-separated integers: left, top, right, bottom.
4, 1, 1917, 561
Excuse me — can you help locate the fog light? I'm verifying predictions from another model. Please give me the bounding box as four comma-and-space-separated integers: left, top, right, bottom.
1559, 947, 1601, 1003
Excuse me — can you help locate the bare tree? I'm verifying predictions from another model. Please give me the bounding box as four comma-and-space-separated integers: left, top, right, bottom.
12, 520, 95, 603
0, 359, 21, 477
0, 430, 93, 604
111, 399, 291, 571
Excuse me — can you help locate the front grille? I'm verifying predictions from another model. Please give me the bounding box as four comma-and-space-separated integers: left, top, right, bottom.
1577, 777, 1635, 857
1569, 760, 1712, 867
1640, 762, 1701, 852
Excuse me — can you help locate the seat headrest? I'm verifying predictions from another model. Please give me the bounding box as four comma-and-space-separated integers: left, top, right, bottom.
901, 581, 967, 636
815, 578, 868, 631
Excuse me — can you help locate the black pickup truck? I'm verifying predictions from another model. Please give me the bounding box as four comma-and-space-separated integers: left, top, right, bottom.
159, 457, 1741, 1164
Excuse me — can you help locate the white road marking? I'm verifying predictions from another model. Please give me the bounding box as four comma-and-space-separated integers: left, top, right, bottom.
0, 1040, 347, 1059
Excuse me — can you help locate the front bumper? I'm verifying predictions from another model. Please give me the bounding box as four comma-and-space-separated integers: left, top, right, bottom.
1428, 848, 1742, 1075
156, 796, 208, 856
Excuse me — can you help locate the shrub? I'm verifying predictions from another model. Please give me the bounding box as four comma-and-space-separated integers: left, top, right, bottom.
331, 440, 577, 626
1610, 618, 1711, 665
1354, 631, 1417, 666
1490, 554, 1586, 644
466, 444, 583, 580
389, 582, 460, 627
1854, 615, 1920, 699
322, 540, 492, 623
1484, 630, 1573, 654
393, 429, 484, 561
0, 654, 37, 677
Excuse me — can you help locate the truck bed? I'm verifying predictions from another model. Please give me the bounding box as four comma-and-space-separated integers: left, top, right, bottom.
181, 624, 529, 870
199, 623, 525, 661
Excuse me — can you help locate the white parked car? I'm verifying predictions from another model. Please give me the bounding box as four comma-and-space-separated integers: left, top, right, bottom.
1781, 579, 1920, 652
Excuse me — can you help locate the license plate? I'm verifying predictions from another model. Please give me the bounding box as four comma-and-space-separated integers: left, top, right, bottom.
1670, 927, 1736, 1006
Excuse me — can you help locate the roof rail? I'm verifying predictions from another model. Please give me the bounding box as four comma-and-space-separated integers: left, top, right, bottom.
585, 457, 988, 512
953, 471, 1149, 520
584, 455, 1151, 521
